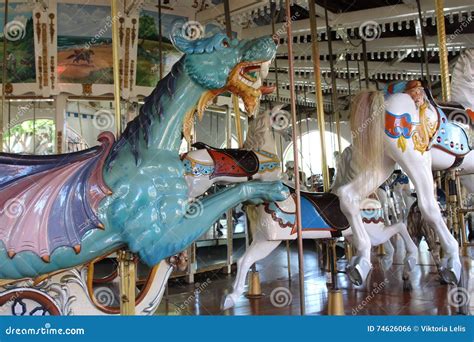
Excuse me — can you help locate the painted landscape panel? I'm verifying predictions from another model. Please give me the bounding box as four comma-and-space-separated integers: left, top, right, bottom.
57, 4, 113, 84
0, 3, 36, 83
136, 10, 186, 87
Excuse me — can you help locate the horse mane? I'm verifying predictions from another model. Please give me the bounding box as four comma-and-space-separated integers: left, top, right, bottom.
242, 108, 271, 150
107, 57, 185, 167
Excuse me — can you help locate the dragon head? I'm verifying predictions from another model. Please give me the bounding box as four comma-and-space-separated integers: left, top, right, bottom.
172, 28, 277, 140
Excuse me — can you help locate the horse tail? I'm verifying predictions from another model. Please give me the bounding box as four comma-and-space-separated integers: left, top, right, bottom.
350, 90, 385, 192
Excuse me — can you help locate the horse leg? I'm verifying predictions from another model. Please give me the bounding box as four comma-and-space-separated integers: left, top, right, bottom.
381, 240, 395, 271
337, 158, 395, 285
397, 158, 461, 284
222, 232, 281, 310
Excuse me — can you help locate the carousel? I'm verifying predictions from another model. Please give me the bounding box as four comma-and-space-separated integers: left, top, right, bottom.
0, 0, 473, 317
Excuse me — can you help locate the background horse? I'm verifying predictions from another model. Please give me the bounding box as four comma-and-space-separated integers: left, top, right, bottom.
182, 105, 283, 198
221, 112, 418, 310
336, 77, 473, 286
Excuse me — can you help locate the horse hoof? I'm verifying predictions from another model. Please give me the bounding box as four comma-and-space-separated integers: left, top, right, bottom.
439, 258, 461, 285
346, 256, 372, 286
222, 295, 236, 310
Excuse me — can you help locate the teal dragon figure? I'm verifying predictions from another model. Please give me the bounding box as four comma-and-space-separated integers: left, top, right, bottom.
0, 30, 288, 279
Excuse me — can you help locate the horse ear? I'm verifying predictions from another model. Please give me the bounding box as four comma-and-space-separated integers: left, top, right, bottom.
271, 103, 286, 115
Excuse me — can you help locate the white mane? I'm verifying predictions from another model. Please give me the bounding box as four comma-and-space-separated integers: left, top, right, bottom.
243, 105, 283, 150
451, 48, 474, 109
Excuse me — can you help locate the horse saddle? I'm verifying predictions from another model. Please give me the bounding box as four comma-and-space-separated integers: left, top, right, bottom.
300, 191, 350, 232
424, 87, 473, 159
192, 142, 259, 179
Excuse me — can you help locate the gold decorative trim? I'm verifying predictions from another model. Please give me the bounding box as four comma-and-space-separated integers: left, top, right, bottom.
82, 84, 92, 96
38, 56, 43, 89
119, 58, 123, 87
35, 12, 41, 43
41, 23, 48, 87
119, 18, 125, 46
48, 13, 55, 43
129, 60, 134, 91
50, 56, 55, 89
56, 130, 63, 154
124, 28, 130, 88
4, 83, 13, 95
131, 18, 137, 46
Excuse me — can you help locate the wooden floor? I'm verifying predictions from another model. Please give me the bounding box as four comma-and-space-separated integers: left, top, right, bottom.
156, 239, 474, 315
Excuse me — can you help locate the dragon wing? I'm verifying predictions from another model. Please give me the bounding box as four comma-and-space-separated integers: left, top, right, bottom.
0, 132, 114, 262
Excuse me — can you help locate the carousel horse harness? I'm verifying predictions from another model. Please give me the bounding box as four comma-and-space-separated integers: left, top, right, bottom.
191, 142, 259, 179
385, 80, 472, 169
425, 88, 472, 169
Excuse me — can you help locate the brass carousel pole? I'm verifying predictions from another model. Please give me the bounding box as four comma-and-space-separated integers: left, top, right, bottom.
270, 0, 291, 281
435, 0, 450, 102
308, 0, 329, 192
324, 2, 341, 153
1, 0, 9, 153
223, 0, 236, 276
285, 0, 305, 315
309, 0, 343, 315
112, 0, 135, 315
435, 0, 458, 259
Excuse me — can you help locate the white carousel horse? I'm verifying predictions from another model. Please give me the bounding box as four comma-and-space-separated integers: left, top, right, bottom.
182, 105, 283, 198
403, 49, 474, 269
336, 79, 473, 286
220, 122, 418, 310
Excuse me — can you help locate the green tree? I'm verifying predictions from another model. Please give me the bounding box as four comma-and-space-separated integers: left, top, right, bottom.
138, 14, 158, 45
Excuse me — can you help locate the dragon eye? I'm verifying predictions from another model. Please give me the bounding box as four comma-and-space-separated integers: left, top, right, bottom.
222, 40, 230, 48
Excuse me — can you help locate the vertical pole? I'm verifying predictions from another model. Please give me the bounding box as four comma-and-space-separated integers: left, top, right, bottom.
223, 0, 232, 37
112, 1, 134, 315
324, 3, 341, 153
361, 39, 370, 89
415, 0, 431, 88
357, 61, 362, 90
225, 105, 234, 274
223, 0, 235, 275
285, 0, 305, 315
435, 0, 450, 101
1, 0, 9, 153
455, 173, 468, 257
118, 250, 136, 315
158, 0, 163, 80
270, 1, 280, 100
308, 0, 330, 192
345, 57, 351, 97
111, 0, 122, 135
